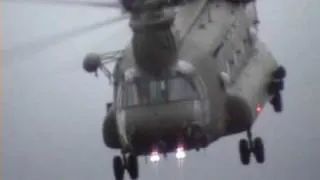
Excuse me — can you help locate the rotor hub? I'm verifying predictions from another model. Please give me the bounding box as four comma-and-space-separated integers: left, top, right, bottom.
130, 10, 177, 76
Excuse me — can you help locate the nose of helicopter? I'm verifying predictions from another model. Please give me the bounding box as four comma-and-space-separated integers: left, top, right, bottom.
123, 100, 204, 153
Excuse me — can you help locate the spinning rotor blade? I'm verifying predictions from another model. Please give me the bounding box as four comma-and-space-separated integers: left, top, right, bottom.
2, 0, 122, 9
3, 15, 128, 61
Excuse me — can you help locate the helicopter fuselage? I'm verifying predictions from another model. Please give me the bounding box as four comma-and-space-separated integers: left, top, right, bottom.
101, 0, 285, 157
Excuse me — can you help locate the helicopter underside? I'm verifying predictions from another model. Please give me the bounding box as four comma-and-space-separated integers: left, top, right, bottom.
128, 129, 199, 156
103, 103, 209, 156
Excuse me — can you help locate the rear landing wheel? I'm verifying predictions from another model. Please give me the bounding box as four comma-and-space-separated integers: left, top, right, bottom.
253, 137, 265, 164
271, 92, 282, 113
239, 139, 250, 165
272, 65, 287, 79
238, 130, 265, 165
113, 156, 124, 180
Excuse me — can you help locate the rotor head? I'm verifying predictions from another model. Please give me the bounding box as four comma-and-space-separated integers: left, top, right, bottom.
130, 8, 177, 77
83, 53, 102, 73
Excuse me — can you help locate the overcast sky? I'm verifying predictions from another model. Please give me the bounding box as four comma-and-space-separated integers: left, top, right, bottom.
3, 0, 320, 180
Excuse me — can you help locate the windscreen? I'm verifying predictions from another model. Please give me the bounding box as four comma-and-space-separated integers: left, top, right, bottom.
122, 76, 197, 107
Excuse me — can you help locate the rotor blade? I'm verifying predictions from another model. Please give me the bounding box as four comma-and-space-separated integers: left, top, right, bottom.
2, 0, 122, 9
3, 14, 129, 62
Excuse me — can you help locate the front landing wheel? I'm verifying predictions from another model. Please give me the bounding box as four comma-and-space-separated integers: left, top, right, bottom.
127, 154, 139, 179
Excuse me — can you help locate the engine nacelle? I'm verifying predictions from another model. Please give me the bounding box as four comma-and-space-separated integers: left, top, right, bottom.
83, 53, 102, 73
224, 42, 280, 134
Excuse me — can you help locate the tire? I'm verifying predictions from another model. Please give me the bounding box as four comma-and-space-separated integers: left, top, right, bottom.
127, 154, 139, 179
239, 139, 250, 165
271, 93, 282, 113
272, 66, 286, 79
268, 80, 284, 94
113, 156, 124, 180
253, 137, 265, 164
276, 80, 284, 91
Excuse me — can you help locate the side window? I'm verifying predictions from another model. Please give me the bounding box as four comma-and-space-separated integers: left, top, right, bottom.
149, 81, 166, 103
167, 77, 197, 101
126, 83, 140, 106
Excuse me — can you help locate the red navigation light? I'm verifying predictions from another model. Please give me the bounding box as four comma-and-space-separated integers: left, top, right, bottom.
256, 104, 262, 113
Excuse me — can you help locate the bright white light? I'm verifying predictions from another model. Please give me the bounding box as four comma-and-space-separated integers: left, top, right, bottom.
175, 147, 186, 159
150, 151, 160, 162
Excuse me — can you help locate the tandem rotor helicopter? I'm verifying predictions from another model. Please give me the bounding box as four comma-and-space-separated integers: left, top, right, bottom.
6, 0, 287, 179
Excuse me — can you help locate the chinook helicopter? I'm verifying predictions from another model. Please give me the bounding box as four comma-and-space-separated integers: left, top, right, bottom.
5, 0, 286, 179
81, 0, 286, 179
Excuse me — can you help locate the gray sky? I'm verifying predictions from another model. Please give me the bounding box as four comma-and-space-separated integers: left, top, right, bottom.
3, 0, 320, 180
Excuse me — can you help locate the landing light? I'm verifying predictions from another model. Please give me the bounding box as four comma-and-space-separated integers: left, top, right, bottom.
150, 151, 160, 162
175, 146, 186, 159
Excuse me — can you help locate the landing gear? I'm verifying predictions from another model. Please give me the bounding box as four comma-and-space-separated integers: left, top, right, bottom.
270, 92, 282, 112
252, 137, 265, 163
238, 130, 265, 165
127, 154, 139, 179
268, 65, 286, 113
239, 139, 250, 165
113, 156, 125, 180
113, 153, 139, 180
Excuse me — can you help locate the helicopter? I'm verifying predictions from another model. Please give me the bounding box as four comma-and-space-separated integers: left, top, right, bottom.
81, 0, 287, 179
4, 0, 286, 180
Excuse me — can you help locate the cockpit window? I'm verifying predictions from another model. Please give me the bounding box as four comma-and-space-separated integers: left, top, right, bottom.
149, 80, 166, 103
167, 77, 196, 101
123, 82, 139, 107
121, 75, 198, 107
